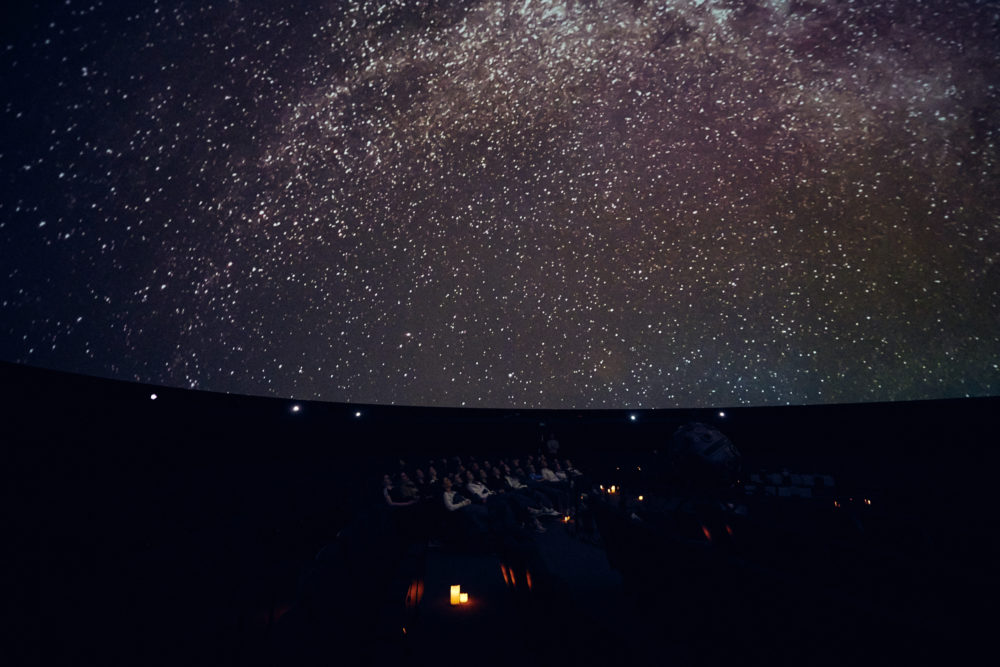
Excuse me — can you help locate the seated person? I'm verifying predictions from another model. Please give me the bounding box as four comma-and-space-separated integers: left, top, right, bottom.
413, 467, 428, 492
465, 470, 544, 533
441, 477, 489, 535
398, 471, 420, 500
424, 466, 442, 499
382, 474, 417, 507
502, 468, 559, 515
489, 466, 508, 491
464, 469, 497, 504
520, 466, 565, 512
539, 462, 560, 483
382, 473, 422, 539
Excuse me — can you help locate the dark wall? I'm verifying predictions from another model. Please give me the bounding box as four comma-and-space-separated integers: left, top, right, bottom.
6, 362, 998, 665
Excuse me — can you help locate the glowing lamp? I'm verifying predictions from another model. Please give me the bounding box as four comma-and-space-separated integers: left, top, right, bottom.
638, 495, 644, 501
450, 585, 461, 606
459, 593, 469, 604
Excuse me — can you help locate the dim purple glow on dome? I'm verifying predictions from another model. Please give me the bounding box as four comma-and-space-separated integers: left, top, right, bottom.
1, 1, 998, 408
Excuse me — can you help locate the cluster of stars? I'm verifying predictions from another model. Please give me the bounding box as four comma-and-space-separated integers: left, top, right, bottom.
1, 1, 998, 408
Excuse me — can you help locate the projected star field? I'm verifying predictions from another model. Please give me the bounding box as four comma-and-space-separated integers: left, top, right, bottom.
1, 0, 998, 408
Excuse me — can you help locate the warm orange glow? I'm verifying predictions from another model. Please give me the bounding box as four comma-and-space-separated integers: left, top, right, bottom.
702, 525, 712, 542
834, 501, 841, 508
526, 570, 533, 591
725, 524, 733, 537
459, 593, 469, 604
402, 627, 407, 635
599, 485, 604, 491
562, 515, 571, 523
509, 570, 516, 586
406, 579, 424, 608
865, 498, 871, 505
450, 585, 461, 606
500, 564, 510, 586
638, 495, 644, 501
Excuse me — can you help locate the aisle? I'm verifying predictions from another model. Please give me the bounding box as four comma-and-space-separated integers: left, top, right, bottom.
395, 519, 648, 667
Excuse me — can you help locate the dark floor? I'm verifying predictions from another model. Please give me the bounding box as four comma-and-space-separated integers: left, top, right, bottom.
269, 498, 961, 667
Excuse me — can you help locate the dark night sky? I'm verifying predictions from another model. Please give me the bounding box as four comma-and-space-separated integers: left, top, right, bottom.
1, 0, 998, 408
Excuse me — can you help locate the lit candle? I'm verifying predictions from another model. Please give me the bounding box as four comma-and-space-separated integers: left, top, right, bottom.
450, 585, 461, 605
459, 592, 469, 604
